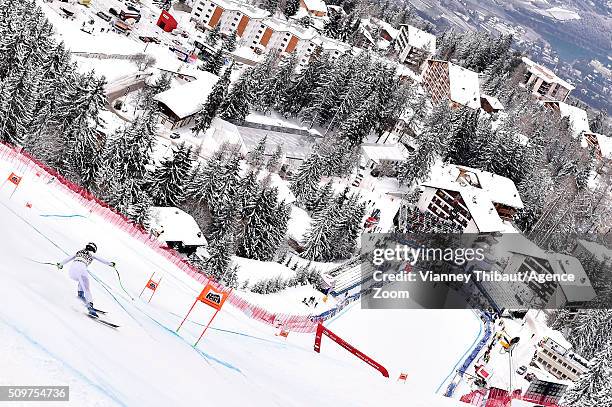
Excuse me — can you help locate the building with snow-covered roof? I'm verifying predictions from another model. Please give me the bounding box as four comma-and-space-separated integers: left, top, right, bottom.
149, 207, 209, 257
480, 94, 504, 114
416, 163, 523, 233
521, 56, 574, 102
422, 60, 481, 110
395, 24, 436, 67
533, 335, 590, 382
543, 100, 590, 137
154, 72, 220, 129
573, 239, 612, 264
300, 0, 327, 17
234, 123, 320, 171
583, 131, 612, 161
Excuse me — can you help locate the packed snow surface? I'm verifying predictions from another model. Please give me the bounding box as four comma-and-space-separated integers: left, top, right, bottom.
0, 153, 478, 406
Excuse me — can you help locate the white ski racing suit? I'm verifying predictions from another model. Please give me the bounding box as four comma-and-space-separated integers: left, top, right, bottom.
60, 250, 113, 304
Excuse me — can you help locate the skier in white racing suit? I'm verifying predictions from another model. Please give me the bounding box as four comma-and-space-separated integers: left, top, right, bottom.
56, 242, 115, 317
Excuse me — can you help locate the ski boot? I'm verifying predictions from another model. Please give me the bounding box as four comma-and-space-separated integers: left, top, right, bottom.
78, 291, 85, 302
87, 302, 99, 318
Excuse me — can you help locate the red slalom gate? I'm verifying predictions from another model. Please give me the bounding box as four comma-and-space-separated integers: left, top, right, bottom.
314, 323, 389, 378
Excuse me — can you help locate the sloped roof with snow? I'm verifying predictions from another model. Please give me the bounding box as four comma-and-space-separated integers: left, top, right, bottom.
481, 94, 504, 110
547, 253, 596, 304
149, 207, 207, 246
302, 0, 327, 13
557, 101, 590, 136
361, 143, 408, 164
522, 56, 574, 91
405, 25, 436, 54
455, 165, 523, 209
593, 133, 612, 159
421, 163, 523, 232
577, 239, 612, 262
448, 63, 481, 110
154, 72, 220, 119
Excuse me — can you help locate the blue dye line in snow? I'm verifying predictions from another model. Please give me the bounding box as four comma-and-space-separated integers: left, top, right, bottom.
194, 349, 243, 374
40, 214, 87, 219
435, 311, 484, 395
0, 316, 129, 407
11, 199, 244, 375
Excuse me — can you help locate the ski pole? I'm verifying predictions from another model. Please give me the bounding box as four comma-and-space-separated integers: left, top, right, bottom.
26, 258, 60, 267
112, 265, 135, 301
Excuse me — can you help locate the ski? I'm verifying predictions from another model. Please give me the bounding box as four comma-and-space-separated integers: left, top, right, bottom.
90, 307, 107, 315
86, 314, 120, 329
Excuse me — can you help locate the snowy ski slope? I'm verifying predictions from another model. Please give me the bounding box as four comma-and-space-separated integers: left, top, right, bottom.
0, 150, 478, 406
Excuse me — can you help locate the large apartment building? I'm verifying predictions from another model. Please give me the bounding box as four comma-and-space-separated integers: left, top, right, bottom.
190, 0, 348, 69
533, 337, 590, 382
422, 60, 481, 110
521, 57, 574, 102
417, 163, 524, 233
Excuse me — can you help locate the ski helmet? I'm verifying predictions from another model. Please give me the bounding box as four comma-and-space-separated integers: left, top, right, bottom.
85, 242, 97, 253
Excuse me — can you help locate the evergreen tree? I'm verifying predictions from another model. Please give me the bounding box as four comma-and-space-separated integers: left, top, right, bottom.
561, 343, 612, 407
205, 24, 221, 47
193, 68, 230, 135
202, 47, 225, 75
238, 186, 289, 261
147, 143, 194, 206
219, 68, 253, 123
290, 153, 323, 206
284, 0, 300, 17
265, 145, 284, 173
222, 31, 237, 52
247, 136, 267, 169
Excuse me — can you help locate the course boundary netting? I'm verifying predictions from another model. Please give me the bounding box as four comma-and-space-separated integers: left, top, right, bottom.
0, 142, 355, 333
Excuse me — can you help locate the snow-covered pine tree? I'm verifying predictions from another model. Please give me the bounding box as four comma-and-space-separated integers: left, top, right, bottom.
305, 180, 333, 214
204, 233, 236, 281
336, 93, 378, 146
147, 143, 194, 206
192, 67, 230, 135
265, 145, 284, 173
219, 68, 253, 124
246, 136, 267, 169
202, 47, 225, 75
333, 193, 365, 258
278, 50, 330, 117
560, 343, 612, 407
290, 153, 323, 206
205, 24, 222, 47
283, 0, 300, 17
397, 102, 452, 186
103, 110, 156, 186
222, 31, 237, 53
567, 309, 612, 360
260, 0, 279, 15
139, 73, 171, 112
301, 205, 335, 261
56, 72, 107, 190
237, 186, 288, 261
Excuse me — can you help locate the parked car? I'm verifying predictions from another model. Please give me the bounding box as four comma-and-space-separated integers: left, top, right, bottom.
96, 11, 112, 22
516, 365, 527, 375
170, 133, 181, 140
127, 5, 140, 13
139, 36, 161, 44
108, 8, 119, 17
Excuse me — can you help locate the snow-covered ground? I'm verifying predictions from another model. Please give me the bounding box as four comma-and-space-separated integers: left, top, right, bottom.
0, 147, 479, 406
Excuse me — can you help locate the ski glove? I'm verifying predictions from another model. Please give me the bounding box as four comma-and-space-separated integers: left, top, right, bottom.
56, 263, 63, 270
